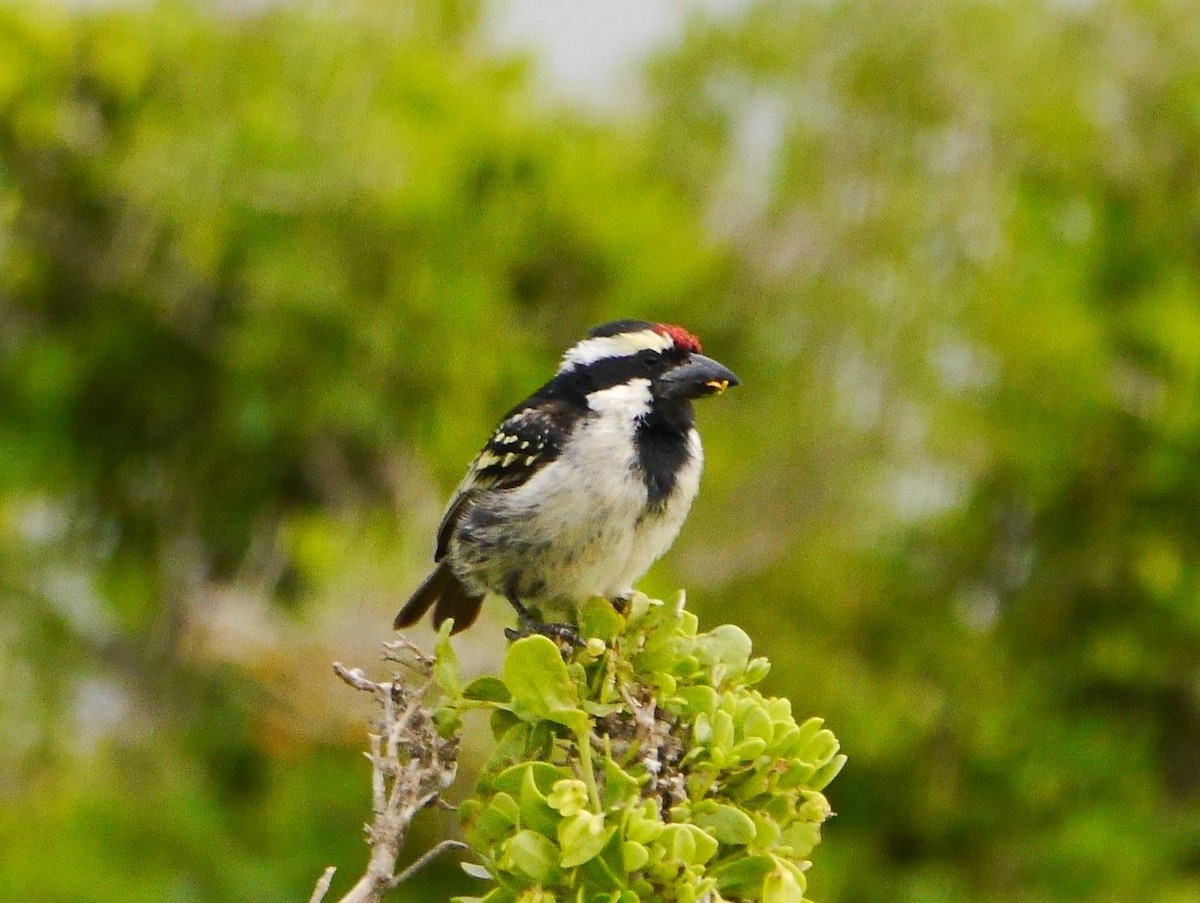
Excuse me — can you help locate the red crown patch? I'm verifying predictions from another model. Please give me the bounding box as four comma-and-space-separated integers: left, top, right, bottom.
653, 324, 702, 354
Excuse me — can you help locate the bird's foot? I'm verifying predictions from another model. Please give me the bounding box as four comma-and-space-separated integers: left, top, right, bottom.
611, 591, 635, 616
505, 612, 583, 648
503, 583, 584, 648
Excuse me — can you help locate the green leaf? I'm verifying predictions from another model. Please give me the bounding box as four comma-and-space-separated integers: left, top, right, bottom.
730, 768, 772, 800
503, 635, 578, 722
488, 718, 532, 763
762, 858, 806, 903
526, 722, 557, 759
675, 685, 719, 718
686, 824, 719, 864
460, 861, 493, 880
489, 709, 522, 741
711, 710, 735, 751
777, 760, 816, 790
519, 766, 563, 838
771, 723, 802, 757
558, 811, 613, 868
797, 789, 833, 823
577, 830, 627, 892
766, 697, 793, 723
623, 592, 657, 625
793, 717, 824, 753
741, 703, 774, 744
459, 798, 484, 820
463, 676, 511, 704
601, 757, 642, 809
578, 595, 625, 641
750, 811, 782, 848
466, 792, 521, 847
660, 823, 719, 866
802, 729, 841, 767
684, 766, 717, 801
783, 820, 822, 858
622, 840, 650, 872
549, 706, 590, 735
508, 829, 559, 882
712, 854, 775, 894
625, 802, 665, 844
744, 657, 772, 684
810, 754, 847, 791
492, 761, 562, 798
434, 619, 462, 695
433, 705, 462, 738
651, 671, 678, 697
694, 802, 757, 845
694, 624, 753, 685
729, 737, 768, 761
670, 654, 702, 678
581, 700, 625, 717
660, 824, 696, 864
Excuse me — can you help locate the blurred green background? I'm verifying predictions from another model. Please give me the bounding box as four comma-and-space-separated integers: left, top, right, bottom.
3, 0, 1200, 900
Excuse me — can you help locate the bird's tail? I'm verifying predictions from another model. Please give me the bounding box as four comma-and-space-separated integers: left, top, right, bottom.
393, 561, 485, 634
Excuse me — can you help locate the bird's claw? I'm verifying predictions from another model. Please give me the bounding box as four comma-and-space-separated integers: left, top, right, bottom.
611, 591, 634, 616
505, 614, 584, 649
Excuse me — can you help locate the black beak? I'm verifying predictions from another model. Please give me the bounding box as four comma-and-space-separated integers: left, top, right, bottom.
660, 354, 741, 400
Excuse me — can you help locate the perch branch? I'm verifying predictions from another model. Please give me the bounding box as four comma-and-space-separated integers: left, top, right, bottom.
308, 645, 461, 903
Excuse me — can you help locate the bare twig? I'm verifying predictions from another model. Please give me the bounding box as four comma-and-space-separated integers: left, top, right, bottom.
391, 839, 469, 885
308, 867, 337, 903
308, 643, 462, 903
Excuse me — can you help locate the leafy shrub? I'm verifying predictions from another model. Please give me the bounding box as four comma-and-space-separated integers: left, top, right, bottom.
432, 593, 845, 903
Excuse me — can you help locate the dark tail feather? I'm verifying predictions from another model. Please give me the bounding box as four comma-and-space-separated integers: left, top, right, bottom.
393, 562, 485, 634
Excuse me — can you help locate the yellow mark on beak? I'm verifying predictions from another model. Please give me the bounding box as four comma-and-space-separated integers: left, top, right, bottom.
705, 379, 730, 394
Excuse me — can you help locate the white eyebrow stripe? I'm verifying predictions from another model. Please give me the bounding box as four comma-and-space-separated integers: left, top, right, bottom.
559, 329, 672, 370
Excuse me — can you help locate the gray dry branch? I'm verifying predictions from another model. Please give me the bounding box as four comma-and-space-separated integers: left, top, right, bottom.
309, 638, 466, 903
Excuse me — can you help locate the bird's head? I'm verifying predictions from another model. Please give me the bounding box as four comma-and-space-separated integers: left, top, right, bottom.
557, 320, 740, 402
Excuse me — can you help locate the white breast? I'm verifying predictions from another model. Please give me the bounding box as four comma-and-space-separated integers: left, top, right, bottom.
482, 380, 703, 607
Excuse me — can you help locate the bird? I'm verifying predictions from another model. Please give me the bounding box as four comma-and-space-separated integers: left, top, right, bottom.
393, 319, 739, 638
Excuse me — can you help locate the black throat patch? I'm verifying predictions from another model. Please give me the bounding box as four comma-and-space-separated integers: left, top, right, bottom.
634, 398, 695, 510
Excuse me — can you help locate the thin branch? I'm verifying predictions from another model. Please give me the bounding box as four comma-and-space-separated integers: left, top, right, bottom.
308, 867, 337, 903
390, 839, 469, 886
310, 644, 462, 903
332, 662, 378, 692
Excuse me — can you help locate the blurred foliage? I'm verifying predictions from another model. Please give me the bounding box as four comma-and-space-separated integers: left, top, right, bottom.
648, 2, 1200, 901
0, 2, 722, 900
2, 0, 1200, 901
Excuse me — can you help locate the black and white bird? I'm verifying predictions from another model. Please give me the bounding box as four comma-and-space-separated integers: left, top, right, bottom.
394, 320, 739, 637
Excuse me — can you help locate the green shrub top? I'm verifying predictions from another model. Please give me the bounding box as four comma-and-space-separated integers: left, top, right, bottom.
433, 593, 845, 903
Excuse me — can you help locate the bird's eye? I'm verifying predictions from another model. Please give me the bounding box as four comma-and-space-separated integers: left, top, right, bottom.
637, 350, 658, 370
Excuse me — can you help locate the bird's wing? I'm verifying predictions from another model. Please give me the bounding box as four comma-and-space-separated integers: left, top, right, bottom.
433, 399, 574, 561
